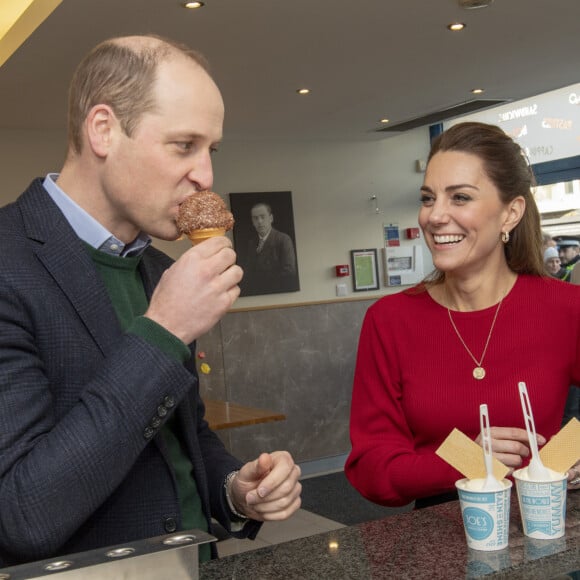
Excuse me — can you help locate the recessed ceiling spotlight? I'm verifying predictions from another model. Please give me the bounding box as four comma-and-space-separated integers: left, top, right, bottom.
183, 1, 205, 8
471, 88, 484, 94
380, 118, 389, 124
296, 88, 311, 95
459, 0, 494, 8
447, 22, 465, 31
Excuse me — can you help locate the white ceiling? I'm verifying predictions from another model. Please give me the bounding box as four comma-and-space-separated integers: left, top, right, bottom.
0, 0, 578, 142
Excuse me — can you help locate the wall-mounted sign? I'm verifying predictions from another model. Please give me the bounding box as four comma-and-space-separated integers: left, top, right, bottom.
447, 82, 580, 165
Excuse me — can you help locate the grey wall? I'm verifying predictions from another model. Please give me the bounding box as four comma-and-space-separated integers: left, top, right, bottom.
197, 298, 374, 463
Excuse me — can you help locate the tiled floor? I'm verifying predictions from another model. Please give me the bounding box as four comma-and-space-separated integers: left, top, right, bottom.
217, 508, 345, 557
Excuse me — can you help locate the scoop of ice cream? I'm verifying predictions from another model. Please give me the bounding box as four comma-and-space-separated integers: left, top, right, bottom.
176, 191, 234, 235
514, 466, 564, 482
461, 478, 509, 492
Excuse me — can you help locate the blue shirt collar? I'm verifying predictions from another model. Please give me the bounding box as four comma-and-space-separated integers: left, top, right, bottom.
43, 174, 151, 257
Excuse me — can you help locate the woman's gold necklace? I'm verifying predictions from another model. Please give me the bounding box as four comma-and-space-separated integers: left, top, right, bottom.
446, 292, 504, 380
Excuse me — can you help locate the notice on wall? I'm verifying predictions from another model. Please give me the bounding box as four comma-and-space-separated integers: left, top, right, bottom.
383, 244, 424, 286
447, 82, 580, 165
383, 224, 400, 247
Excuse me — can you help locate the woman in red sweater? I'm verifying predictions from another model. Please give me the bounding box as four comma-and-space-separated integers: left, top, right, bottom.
345, 122, 580, 508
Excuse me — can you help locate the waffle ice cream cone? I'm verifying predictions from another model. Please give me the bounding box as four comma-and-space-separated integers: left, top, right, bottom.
187, 227, 227, 246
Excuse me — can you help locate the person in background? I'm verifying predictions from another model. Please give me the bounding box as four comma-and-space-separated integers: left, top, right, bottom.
345, 122, 580, 510
240, 202, 299, 295
556, 237, 580, 281
543, 246, 567, 279
542, 230, 557, 252
0, 35, 301, 568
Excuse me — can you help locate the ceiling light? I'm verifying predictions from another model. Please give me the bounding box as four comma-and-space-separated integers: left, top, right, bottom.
296, 88, 310, 95
183, 1, 204, 8
447, 22, 465, 31
471, 88, 484, 94
0, 0, 62, 69
459, 0, 494, 8
380, 118, 389, 124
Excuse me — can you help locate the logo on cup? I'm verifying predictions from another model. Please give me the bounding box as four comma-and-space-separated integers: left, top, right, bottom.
464, 507, 494, 540
522, 495, 549, 506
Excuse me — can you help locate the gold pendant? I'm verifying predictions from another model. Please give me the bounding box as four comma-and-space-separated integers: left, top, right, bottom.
473, 367, 486, 380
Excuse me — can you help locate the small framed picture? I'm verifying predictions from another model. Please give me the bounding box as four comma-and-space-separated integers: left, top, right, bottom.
350, 249, 379, 292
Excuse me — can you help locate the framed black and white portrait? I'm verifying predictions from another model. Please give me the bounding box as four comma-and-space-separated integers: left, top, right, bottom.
229, 191, 300, 297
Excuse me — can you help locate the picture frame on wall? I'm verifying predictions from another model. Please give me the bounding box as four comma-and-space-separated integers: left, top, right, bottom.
350, 249, 379, 292
229, 190, 300, 297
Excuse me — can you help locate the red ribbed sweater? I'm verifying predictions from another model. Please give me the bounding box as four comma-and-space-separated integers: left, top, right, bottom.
345, 275, 580, 507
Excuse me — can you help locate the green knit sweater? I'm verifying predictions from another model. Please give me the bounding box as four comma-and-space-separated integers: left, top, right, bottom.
86, 245, 210, 562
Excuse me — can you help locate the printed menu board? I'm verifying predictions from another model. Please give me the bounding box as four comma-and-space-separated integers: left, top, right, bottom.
447, 82, 580, 164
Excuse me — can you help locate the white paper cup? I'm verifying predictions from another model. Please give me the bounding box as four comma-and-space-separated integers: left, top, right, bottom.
455, 478, 512, 551
513, 468, 567, 540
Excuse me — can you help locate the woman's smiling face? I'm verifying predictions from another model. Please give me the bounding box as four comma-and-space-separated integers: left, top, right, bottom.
418, 150, 513, 276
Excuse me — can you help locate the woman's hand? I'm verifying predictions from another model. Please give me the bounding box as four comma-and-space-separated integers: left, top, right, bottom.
475, 426, 545, 473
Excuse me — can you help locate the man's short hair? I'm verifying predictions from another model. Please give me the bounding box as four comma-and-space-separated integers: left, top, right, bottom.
67, 34, 210, 154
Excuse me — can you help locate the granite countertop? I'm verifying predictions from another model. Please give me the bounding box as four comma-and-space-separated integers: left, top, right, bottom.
200, 491, 580, 579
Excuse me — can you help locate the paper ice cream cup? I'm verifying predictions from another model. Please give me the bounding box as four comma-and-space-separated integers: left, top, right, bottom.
513, 467, 567, 540
455, 478, 512, 551
187, 227, 226, 246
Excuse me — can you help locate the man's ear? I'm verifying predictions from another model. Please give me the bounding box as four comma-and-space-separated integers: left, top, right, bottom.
85, 104, 117, 158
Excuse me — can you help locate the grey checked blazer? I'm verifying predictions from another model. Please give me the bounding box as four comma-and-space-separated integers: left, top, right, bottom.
0, 179, 259, 566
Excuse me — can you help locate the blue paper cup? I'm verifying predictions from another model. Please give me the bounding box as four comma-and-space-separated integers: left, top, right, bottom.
513, 468, 567, 540
455, 478, 512, 551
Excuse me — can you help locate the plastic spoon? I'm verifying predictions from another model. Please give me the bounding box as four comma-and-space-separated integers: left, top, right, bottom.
518, 381, 552, 481
479, 404, 504, 491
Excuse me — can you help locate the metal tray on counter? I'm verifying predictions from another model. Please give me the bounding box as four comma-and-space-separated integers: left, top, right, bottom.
0, 529, 215, 580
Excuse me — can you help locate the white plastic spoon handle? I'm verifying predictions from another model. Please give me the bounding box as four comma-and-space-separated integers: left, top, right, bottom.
518, 381, 551, 480
479, 404, 503, 491
480, 405, 493, 473
518, 382, 541, 458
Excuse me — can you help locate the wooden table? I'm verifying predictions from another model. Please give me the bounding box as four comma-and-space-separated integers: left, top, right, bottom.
203, 399, 286, 430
